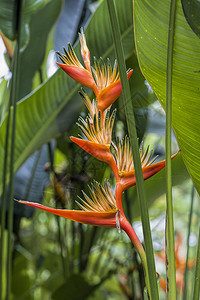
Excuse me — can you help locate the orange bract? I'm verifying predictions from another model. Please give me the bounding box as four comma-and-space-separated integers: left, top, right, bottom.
56, 30, 133, 111
16, 180, 118, 228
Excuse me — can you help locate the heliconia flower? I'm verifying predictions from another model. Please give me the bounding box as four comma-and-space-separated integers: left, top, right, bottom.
56, 29, 133, 109
92, 58, 133, 111
16, 180, 121, 229
56, 43, 97, 92
78, 89, 97, 120
69, 90, 119, 177
112, 138, 179, 191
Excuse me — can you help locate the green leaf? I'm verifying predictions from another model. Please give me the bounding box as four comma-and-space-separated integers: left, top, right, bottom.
133, 0, 200, 195
17, 0, 63, 100
52, 274, 94, 300
0, 79, 9, 125
0, 0, 134, 195
0, 0, 52, 42
181, 0, 200, 38
11, 251, 33, 299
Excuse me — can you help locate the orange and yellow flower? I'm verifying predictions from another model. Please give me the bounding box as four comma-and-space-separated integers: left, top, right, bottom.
17, 180, 121, 230
56, 29, 133, 112
92, 57, 133, 111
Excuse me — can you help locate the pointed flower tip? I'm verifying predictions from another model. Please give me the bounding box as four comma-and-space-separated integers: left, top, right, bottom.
56, 43, 95, 88
79, 28, 91, 72
17, 185, 117, 228
172, 150, 180, 159
127, 68, 133, 79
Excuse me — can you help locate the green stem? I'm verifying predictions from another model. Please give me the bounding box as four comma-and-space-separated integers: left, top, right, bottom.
183, 185, 195, 300
106, 1, 158, 299
6, 1, 23, 298
193, 226, 200, 300
121, 218, 150, 296
165, 0, 177, 299
0, 80, 12, 300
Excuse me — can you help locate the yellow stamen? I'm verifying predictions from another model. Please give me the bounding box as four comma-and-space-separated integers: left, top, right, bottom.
56, 43, 84, 68
112, 137, 158, 173
76, 180, 117, 213
77, 92, 116, 145
92, 58, 119, 91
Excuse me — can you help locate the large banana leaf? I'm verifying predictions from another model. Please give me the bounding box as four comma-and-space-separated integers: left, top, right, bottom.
133, 0, 200, 195
0, 0, 134, 195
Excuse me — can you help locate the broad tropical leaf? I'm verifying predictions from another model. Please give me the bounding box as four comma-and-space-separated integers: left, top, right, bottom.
17, 0, 63, 100
133, 0, 200, 195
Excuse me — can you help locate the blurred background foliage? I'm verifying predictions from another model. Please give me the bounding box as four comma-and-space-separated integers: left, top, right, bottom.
0, 0, 199, 299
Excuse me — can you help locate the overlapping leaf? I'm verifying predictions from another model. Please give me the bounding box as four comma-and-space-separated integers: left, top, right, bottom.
133, 0, 200, 195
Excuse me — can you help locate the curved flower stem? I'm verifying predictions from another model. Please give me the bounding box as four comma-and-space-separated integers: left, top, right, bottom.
121, 218, 150, 297
115, 183, 150, 296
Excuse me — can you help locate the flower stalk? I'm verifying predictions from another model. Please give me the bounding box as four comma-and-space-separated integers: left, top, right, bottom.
165, 0, 177, 298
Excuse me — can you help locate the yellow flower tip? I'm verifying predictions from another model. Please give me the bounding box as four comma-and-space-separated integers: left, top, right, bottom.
76, 92, 116, 146
79, 88, 97, 119
93, 58, 133, 111
113, 138, 158, 175
79, 28, 91, 72
77, 180, 117, 213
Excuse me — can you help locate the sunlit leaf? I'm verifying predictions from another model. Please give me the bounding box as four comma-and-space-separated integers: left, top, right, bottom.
133, 0, 200, 195
17, 0, 63, 100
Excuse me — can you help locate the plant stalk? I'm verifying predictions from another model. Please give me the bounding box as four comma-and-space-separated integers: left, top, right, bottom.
165, 0, 177, 298
106, 0, 158, 299
0, 78, 12, 300
183, 185, 195, 300
193, 226, 200, 300
6, 0, 23, 298
121, 218, 150, 295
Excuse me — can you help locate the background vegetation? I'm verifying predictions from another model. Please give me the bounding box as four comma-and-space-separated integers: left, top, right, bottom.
0, 0, 199, 299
